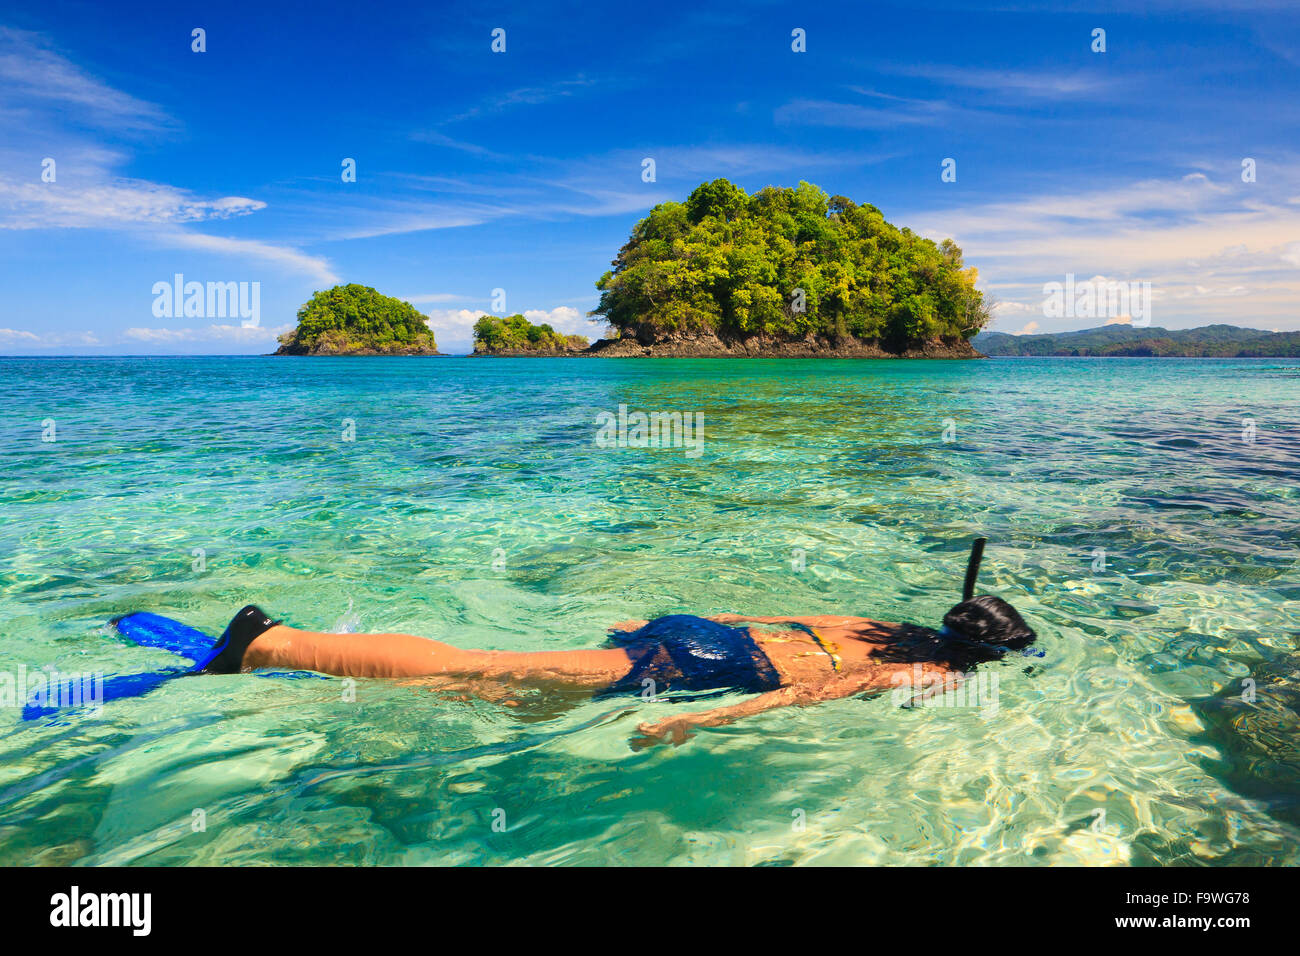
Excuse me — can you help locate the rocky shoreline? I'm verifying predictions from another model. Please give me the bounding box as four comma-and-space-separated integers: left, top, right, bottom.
274, 334, 982, 359
584, 332, 982, 358
274, 343, 444, 356
469, 349, 582, 357
469, 341, 587, 357
474, 332, 983, 359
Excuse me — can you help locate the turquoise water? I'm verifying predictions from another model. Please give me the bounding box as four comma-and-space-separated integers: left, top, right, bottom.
1, 356, 1298, 866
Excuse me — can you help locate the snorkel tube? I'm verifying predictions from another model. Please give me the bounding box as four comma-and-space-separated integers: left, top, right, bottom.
961, 537, 986, 603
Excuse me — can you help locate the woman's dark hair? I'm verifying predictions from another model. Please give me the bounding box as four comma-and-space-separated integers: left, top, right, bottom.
874, 595, 1038, 671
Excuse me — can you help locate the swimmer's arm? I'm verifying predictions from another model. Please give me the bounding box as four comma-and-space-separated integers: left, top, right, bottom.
709, 613, 892, 629
615, 616, 810, 629
612, 615, 892, 632
633, 673, 899, 748
632, 687, 805, 748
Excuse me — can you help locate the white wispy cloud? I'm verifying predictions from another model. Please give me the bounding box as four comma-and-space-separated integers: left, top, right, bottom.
0, 27, 169, 130
441, 74, 601, 124
0, 178, 265, 229
0, 28, 335, 286
0, 327, 100, 349
409, 131, 507, 158
774, 97, 952, 129
163, 233, 338, 285
323, 177, 661, 241
993, 301, 1036, 314
632, 143, 873, 179
333, 141, 879, 241
918, 170, 1300, 330
123, 323, 293, 344
878, 66, 1114, 100
0, 322, 291, 351
775, 66, 1114, 138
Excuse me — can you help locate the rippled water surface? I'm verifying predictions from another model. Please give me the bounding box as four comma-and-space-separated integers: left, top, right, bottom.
1, 356, 1298, 865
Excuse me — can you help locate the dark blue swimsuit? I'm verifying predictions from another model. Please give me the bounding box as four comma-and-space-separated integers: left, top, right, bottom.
598, 615, 783, 699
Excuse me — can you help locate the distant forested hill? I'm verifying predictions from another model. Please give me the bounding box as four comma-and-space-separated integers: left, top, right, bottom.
973, 324, 1300, 357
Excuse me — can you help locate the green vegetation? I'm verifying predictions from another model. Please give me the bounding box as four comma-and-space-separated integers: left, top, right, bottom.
276, 284, 439, 354
974, 324, 1300, 357
592, 178, 989, 345
472, 314, 588, 353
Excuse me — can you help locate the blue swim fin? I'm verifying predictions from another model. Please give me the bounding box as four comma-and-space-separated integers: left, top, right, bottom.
21, 612, 220, 720
22, 667, 190, 720
110, 611, 225, 669
22, 611, 332, 721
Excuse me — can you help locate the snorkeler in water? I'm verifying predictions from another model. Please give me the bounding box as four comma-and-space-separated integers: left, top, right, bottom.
54, 540, 1035, 745
189, 588, 1037, 747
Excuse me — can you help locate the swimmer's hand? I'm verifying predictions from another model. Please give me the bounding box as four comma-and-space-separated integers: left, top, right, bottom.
631, 716, 696, 750
609, 620, 649, 633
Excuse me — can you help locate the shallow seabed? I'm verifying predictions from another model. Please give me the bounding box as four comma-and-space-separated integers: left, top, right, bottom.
1, 356, 1297, 865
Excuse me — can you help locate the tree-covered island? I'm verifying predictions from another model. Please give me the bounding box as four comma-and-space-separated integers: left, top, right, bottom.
275, 284, 441, 355
471, 314, 589, 355
585, 178, 990, 357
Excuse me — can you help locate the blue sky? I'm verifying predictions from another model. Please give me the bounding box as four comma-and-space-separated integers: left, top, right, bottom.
1, 0, 1297, 354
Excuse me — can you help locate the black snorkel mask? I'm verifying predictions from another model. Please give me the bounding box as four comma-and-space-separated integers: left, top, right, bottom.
938, 537, 1044, 659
